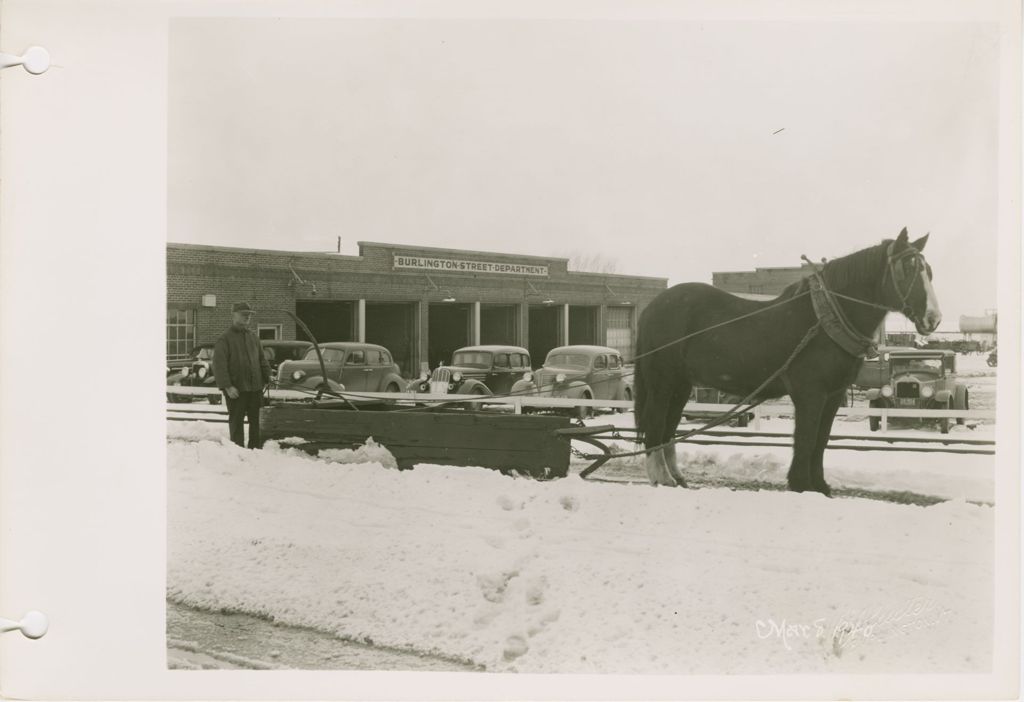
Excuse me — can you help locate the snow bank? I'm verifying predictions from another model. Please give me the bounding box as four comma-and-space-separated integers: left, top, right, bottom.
168, 438, 993, 673
581, 414, 995, 503
166, 420, 229, 443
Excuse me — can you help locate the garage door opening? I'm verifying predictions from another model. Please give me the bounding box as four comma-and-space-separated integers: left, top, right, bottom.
295, 300, 355, 344
428, 303, 470, 368
365, 302, 417, 377
480, 304, 518, 346
605, 305, 635, 361
529, 305, 560, 364
568, 305, 599, 345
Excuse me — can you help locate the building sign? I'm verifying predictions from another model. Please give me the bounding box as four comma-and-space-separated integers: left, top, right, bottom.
393, 254, 548, 277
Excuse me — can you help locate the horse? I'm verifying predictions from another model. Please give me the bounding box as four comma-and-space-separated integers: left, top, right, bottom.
634, 228, 941, 494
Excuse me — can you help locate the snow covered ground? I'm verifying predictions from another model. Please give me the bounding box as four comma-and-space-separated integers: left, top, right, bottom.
168, 422, 994, 673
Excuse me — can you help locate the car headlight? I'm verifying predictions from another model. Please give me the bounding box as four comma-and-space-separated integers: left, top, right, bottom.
881, 384, 893, 397
523, 372, 533, 381
182, 367, 190, 376
420, 371, 428, 380
197, 366, 207, 378
452, 372, 462, 382
555, 373, 566, 383
921, 385, 934, 398
291, 370, 306, 381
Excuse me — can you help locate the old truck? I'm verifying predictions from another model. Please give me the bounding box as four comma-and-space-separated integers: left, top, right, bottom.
860, 348, 968, 433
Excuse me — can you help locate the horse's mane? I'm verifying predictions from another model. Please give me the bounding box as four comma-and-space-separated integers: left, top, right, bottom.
775, 239, 892, 299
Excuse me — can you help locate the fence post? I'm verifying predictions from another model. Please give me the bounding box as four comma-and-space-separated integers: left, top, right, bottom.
753, 406, 762, 431
881, 408, 888, 433
513, 397, 522, 415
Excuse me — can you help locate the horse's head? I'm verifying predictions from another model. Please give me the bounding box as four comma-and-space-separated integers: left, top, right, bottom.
882, 228, 941, 335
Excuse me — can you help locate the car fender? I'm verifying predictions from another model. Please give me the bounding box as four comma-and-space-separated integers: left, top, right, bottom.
565, 382, 592, 400
620, 377, 634, 399
379, 372, 406, 392
865, 388, 882, 401
407, 377, 430, 393
933, 389, 953, 404
298, 376, 344, 394
510, 379, 537, 395
953, 384, 969, 409
457, 379, 492, 395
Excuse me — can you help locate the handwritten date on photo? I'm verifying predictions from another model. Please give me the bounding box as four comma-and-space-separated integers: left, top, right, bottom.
755, 598, 953, 653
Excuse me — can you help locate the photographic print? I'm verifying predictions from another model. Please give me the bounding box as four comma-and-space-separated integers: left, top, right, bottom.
164, 15, 1002, 678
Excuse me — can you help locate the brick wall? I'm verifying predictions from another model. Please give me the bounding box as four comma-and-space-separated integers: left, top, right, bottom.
167, 242, 667, 370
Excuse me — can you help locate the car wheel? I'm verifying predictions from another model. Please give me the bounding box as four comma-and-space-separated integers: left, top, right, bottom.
868, 400, 880, 431
616, 387, 633, 413
956, 391, 968, 425
385, 383, 400, 394
456, 385, 488, 411
209, 394, 222, 405
939, 399, 951, 434
575, 394, 593, 420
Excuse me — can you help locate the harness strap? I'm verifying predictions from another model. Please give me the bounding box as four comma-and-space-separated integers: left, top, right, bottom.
586, 321, 822, 462
883, 241, 925, 321
806, 275, 879, 359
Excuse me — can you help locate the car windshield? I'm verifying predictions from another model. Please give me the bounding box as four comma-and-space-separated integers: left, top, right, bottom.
893, 358, 943, 373
302, 348, 346, 363
452, 351, 492, 368
545, 353, 591, 369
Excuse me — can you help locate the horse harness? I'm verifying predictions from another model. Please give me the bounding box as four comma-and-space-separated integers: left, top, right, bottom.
883, 240, 930, 324
801, 241, 928, 361
805, 274, 878, 359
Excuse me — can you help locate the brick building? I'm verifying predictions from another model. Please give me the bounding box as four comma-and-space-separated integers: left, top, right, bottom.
167, 241, 667, 375
712, 264, 815, 297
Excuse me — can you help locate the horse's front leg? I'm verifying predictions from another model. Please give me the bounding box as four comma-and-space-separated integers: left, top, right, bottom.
809, 389, 846, 497
788, 390, 827, 492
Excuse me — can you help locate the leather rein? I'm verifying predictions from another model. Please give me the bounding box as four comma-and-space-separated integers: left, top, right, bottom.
802, 243, 929, 360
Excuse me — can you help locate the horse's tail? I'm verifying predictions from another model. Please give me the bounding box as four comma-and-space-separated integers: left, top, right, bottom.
633, 313, 657, 446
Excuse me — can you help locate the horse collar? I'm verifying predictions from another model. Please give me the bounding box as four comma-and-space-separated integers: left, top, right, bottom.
806, 275, 879, 359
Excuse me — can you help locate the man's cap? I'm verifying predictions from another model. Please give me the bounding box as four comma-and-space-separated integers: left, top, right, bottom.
232, 301, 255, 313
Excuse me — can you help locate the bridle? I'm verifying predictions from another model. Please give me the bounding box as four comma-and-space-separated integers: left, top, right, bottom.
881, 240, 930, 324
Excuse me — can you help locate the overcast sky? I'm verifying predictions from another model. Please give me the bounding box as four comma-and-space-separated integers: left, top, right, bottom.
169, 18, 1000, 328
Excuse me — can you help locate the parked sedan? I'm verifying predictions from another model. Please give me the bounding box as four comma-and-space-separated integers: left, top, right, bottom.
261, 340, 314, 373
408, 345, 532, 396
511, 345, 632, 418
276, 342, 406, 396
166, 342, 218, 403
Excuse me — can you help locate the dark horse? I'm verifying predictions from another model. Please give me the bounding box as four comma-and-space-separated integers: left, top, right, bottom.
634, 229, 941, 493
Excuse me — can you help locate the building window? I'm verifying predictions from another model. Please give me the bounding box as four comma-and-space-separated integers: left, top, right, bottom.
605, 306, 635, 361
258, 324, 281, 340
747, 284, 765, 294
167, 308, 196, 359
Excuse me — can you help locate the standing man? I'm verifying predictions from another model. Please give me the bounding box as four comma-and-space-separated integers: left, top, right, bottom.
213, 302, 271, 448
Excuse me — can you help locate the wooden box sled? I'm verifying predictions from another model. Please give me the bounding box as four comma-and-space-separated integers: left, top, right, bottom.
259, 403, 573, 479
